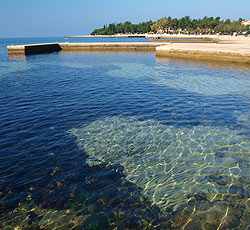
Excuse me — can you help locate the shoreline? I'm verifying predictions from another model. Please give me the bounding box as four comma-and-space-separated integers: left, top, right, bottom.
7, 36, 250, 64
155, 35, 250, 64
67, 33, 250, 39
156, 43, 250, 64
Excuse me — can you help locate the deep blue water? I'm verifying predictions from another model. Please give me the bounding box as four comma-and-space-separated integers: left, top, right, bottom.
0, 37, 250, 229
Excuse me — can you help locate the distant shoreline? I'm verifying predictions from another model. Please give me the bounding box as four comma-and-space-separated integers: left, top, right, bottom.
67, 33, 250, 39
67, 34, 146, 38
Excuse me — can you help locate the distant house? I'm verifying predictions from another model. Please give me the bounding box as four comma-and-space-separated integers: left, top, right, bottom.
168, 27, 174, 33
242, 20, 250, 26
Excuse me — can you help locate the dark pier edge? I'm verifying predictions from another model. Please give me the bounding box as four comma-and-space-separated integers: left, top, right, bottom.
25, 43, 62, 55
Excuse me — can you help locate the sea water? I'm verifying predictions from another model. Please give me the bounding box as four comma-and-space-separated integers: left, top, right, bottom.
0, 37, 250, 229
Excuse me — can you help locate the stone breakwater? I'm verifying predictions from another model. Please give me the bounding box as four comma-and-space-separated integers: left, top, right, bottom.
7, 36, 250, 64
155, 35, 250, 64
59, 42, 163, 51
156, 43, 250, 64
7, 42, 166, 55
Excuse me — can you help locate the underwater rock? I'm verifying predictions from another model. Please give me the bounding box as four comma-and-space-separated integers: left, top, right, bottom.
69, 116, 250, 213
184, 218, 203, 230
171, 204, 194, 229
214, 152, 226, 158
208, 175, 232, 186
117, 216, 142, 230
229, 185, 244, 198
171, 200, 233, 229
69, 116, 250, 229
193, 191, 208, 202
83, 213, 110, 230
219, 207, 241, 229
245, 199, 250, 210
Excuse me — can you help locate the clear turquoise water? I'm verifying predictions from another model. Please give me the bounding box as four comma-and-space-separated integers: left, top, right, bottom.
0, 37, 250, 229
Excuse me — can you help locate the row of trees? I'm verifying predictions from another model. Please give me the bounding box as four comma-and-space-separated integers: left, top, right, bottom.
91, 17, 249, 35
151, 16, 248, 33
91, 21, 154, 35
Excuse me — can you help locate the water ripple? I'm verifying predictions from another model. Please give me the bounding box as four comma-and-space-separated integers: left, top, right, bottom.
0, 43, 249, 229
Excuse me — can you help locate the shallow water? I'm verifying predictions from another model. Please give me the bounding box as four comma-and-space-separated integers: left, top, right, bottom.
0, 37, 250, 229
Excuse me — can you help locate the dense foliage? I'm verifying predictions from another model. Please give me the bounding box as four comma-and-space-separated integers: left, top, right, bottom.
91, 17, 249, 35
91, 21, 154, 35
151, 16, 248, 34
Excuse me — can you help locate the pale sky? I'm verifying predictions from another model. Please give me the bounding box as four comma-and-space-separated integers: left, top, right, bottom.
0, 0, 249, 37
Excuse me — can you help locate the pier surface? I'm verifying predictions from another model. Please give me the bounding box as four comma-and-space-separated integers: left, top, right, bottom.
7, 35, 250, 64
7, 42, 167, 55
156, 43, 250, 64
59, 42, 165, 51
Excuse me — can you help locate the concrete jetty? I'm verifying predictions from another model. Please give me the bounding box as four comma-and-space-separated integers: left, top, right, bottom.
156, 43, 250, 64
7, 42, 166, 55
59, 42, 165, 51
7, 43, 62, 55
7, 35, 250, 64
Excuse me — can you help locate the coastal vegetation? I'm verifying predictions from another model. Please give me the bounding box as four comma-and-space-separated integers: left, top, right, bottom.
91, 21, 154, 35
91, 16, 249, 35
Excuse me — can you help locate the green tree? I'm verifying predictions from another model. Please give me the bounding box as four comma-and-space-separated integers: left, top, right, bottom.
171, 18, 178, 30
90, 16, 249, 35
151, 17, 168, 31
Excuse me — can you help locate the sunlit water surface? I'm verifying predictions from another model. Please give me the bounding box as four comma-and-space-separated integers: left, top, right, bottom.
0, 38, 250, 230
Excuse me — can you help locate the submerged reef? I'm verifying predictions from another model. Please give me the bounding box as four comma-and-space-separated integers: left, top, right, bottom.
1, 116, 249, 229
0, 162, 169, 230
69, 116, 250, 229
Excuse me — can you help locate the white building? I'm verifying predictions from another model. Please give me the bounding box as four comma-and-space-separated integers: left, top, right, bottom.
242, 20, 250, 26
